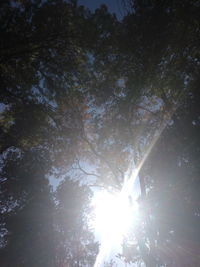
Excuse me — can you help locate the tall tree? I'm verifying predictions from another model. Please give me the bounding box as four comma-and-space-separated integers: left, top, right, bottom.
54, 178, 98, 267
0, 148, 56, 267
0, 1, 96, 265
1, 0, 200, 266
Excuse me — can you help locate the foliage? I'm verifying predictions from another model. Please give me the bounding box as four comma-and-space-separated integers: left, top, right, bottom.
0, 0, 200, 266
54, 178, 98, 267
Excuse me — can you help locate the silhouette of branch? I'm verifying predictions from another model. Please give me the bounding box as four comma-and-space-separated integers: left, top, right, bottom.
82, 135, 121, 188
75, 159, 101, 178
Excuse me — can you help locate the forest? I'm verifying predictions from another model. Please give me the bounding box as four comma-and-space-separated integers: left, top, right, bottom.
0, 0, 200, 266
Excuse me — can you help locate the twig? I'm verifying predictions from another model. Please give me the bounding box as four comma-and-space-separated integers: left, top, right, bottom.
82, 135, 121, 188
75, 159, 101, 178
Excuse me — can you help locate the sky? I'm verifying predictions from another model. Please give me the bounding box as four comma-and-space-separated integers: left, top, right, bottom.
78, 0, 125, 19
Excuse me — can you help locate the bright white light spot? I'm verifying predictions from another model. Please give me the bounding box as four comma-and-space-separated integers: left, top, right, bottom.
92, 190, 139, 247
92, 169, 140, 266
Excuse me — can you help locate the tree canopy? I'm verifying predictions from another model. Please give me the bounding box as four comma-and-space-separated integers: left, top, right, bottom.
0, 0, 200, 266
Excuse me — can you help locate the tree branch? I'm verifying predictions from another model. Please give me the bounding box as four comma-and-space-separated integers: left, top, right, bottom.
75, 159, 101, 178
82, 135, 121, 188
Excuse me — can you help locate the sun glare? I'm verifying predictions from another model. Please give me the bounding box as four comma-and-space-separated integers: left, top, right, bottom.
91, 169, 140, 266
92, 189, 139, 247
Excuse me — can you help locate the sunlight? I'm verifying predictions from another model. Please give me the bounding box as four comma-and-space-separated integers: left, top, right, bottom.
93, 191, 136, 241
92, 187, 139, 266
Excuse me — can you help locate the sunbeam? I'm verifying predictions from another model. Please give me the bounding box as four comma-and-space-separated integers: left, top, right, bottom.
92, 170, 139, 267
92, 110, 174, 266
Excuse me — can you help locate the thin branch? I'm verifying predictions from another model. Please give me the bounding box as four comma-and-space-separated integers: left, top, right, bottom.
82, 135, 121, 188
75, 159, 101, 178
135, 104, 158, 115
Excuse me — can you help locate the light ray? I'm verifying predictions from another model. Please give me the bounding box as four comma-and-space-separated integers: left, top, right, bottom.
93, 171, 139, 267
93, 96, 182, 266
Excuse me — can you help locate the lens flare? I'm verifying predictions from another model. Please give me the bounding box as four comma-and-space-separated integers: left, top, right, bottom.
92, 185, 139, 267
93, 191, 135, 240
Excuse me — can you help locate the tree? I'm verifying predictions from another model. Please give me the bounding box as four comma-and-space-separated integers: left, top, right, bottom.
0, 148, 56, 267
73, 1, 200, 265
0, 1, 96, 265
1, 0, 200, 266
54, 178, 98, 267
140, 87, 200, 266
